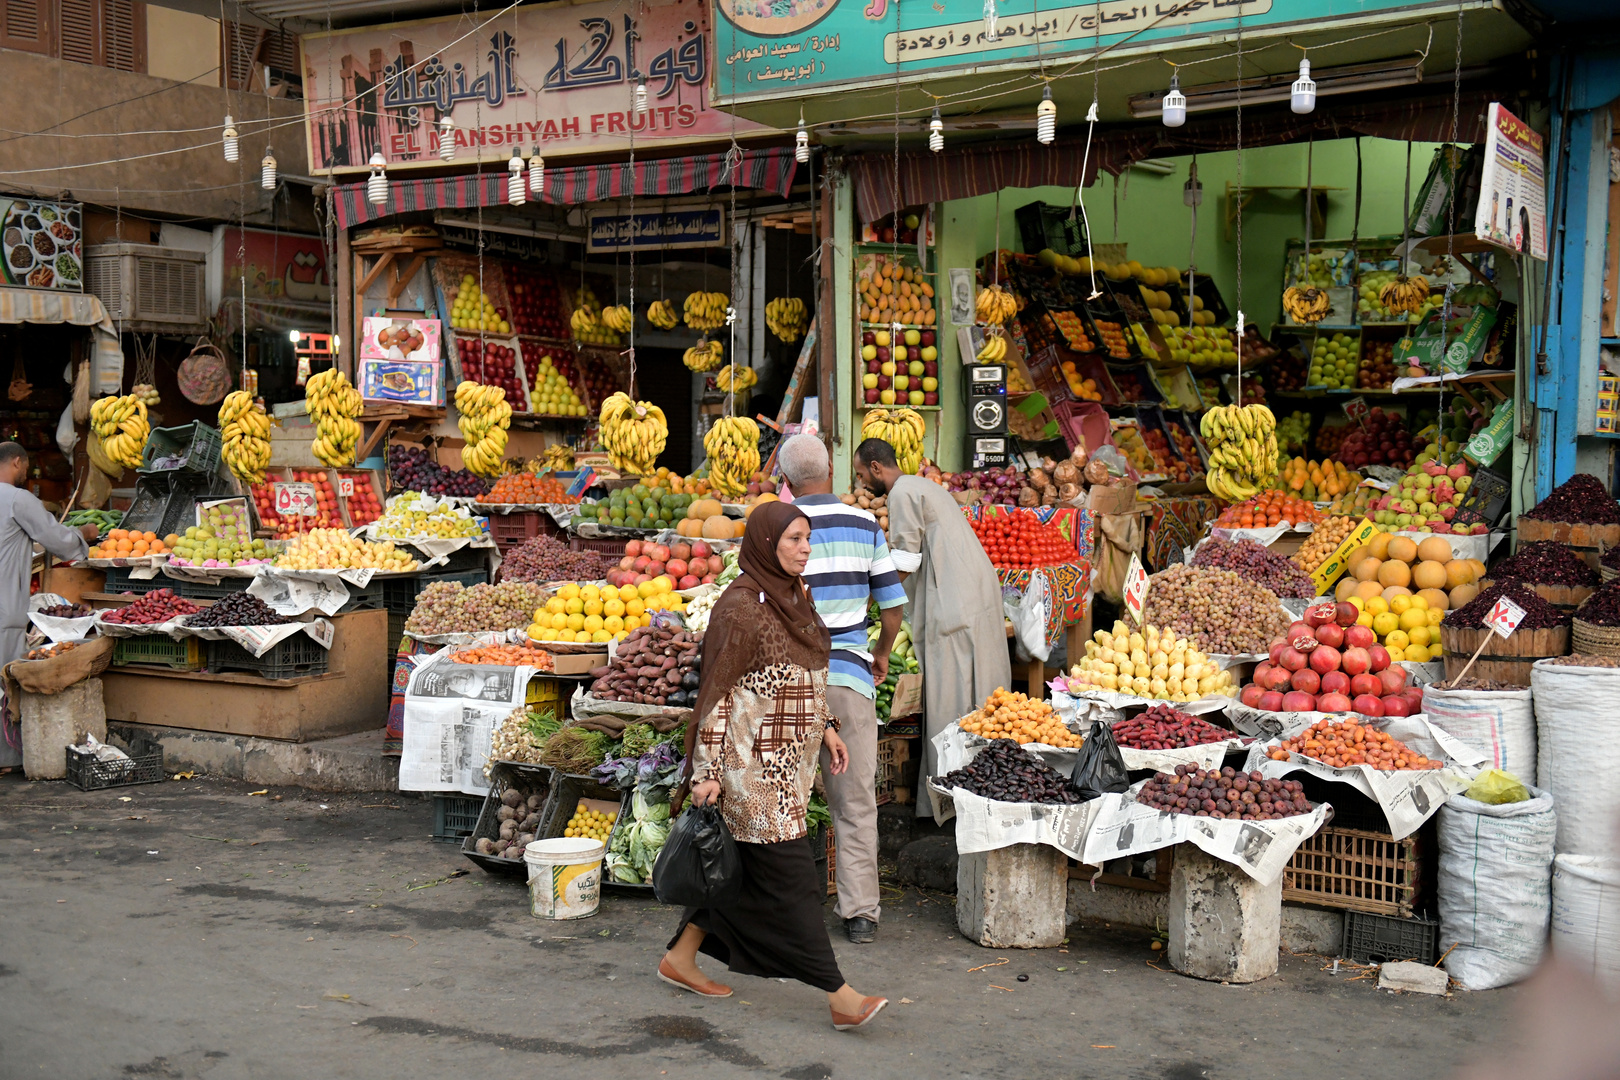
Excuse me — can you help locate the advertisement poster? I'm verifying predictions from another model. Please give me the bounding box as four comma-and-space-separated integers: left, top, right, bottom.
361, 315, 442, 363
219, 228, 334, 306
712, 0, 1441, 100
1, 196, 82, 292
301, 0, 770, 174
1474, 102, 1548, 261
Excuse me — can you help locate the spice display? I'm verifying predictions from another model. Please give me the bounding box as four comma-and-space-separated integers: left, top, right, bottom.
1521, 473, 1620, 524
1268, 718, 1442, 770
102, 589, 199, 624
1573, 581, 1620, 626
1137, 766, 1311, 820
185, 593, 290, 628
404, 580, 548, 636
473, 783, 548, 861
1066, 621, 1235, 701
1241, 602, 1425, 717
483, 471, 581, 504
937, 739, 1086, 804
1291, 517, 1358, 573
1444, 580, 1569, 629
586, 625, 702, 707
1141, 566, 1293, 655
1192, 538, 1315, 599
1490, 541, 1598, 587
497, 533, 617, 584
958, 687, 1081, 747
1111, 705, 1235, 750
445, 644, 556, 668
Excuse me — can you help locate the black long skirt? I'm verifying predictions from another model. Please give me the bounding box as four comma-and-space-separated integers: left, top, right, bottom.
667, 833, 845, 993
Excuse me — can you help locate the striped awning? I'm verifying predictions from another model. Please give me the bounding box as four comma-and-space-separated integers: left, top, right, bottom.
851, 89, 1493, 223
331, 147, 800, 230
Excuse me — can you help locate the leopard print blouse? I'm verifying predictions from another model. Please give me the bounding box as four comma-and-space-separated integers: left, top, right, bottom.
691, 662, 837, 844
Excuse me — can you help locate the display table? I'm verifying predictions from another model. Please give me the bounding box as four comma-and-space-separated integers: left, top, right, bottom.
98, 609, 388, 743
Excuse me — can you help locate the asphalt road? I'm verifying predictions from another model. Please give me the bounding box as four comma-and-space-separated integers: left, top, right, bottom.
0, 775, 1524, 1080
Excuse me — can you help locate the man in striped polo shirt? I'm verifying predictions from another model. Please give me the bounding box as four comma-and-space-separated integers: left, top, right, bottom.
778, 434, 906, 944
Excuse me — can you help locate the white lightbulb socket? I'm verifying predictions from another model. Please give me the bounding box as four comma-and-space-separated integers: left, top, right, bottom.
261, 152, 277, 190
1162, 76, 1187, 128
1291, 59, 1316, 115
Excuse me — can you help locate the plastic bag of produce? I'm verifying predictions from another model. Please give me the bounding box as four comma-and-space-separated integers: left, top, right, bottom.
1071, 719, 1129, 800
1437, 785, 1556, 990
1421, 683, 1535, 777
1008, 574, 1051, 662
1531, 659, 1620, 858
652, 803, 741, 908
1466, 769, 1531, 805
1551, 854, 1620, 997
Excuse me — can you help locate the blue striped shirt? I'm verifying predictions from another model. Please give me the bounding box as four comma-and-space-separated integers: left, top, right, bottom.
795, 494, 908, 697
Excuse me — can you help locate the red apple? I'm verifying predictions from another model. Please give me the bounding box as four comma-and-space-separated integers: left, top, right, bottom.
1352, 693, 1386, 717
1291, 668, 1322, 694
1283, 691, 1318, 713
1377, 667, 1408, 696
1341, 646, 1372, 676
1381, 694, 1413, 718
1314, 623, 1345, 649
1336, 601, 1361, 627
1350, 672, 1383, 698
1367, 645, 1392, 673
1320, 670, 1350, 696
1318, 691, 1353, 713
1240, 684, 1266, 708
1309, 645, 1342, 675
1258, 690, 1286, 712
1279, 646, 1308, 672
865, 389, 881, 404
1344, 624, 1377, 650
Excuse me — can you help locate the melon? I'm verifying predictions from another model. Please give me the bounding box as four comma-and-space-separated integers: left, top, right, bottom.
1381, 585, 1412, 603
701, 515, 737, 540
1416, 587, 1450, 611
1412, 560, 1448, 591
1354, 579, 1383, 601
1466, 558, 1488, 580
1335, 576, 1360, 602
1344, 546, 1370, 569
688, 498, 724, 521
1417, 537, 1453, 563
1449, 582, 1480, 608
676, 518, 702, 538
1444, 558, 1476, 588
1377, 559, 1413, 588
1353, 557, 1383, 582
1368, 532, 1394, 560
744, 493, 778, 518
1386, 536, 1419, 564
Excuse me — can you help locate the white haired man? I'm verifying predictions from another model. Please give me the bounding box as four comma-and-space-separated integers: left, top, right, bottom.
777, 433, 905, 944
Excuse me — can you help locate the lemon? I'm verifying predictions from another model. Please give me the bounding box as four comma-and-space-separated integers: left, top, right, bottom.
1404, 643, 1429, 662
1409, 625, 1431, 647
581, 584, 601, 600
1409, 594, 1429, 611
618, 584, 638, 602
1385, 629, 1410, 652
565, 597, 585, 615
1366, 597, 1389, 616
626, 598, 646, 617
584, 599, 604, 616
559, 584, 580, 600
604, 615, 624, 632
604, 598, 626, 617
1427, 609, 1444, 626
637, 580, 657, 599
1372, 612, 1400, 636
592, 628, 612, 643
1398, 608, 1427, 631
1389, 595, 1412, 615
1428, 642, 1445, 659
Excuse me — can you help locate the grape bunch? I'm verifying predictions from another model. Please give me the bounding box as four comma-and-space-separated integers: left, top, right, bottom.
387, 444, 490, 498
1142, 566, 1293, 655
404, 580, 548, 636
186, 592, 291, 628
499, 534, 618, 584
1191, 537, 1315, 600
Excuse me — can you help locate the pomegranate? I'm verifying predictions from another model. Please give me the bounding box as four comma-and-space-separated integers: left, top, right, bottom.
1314, 622, 1346, 649
625, 539, 644, 558
1253, 661, 1277, 686
677, 574, 701, 590
1259, 690, 1286, 712
1291, 633, 1320, 653
670, 542, 692, 563
1263, 665, 1294, 691
1305, 602, 1336, 628
1367, 644, 1392, 673
1349, 673, 1383, 698
1344, 624, 1377, 650
1340, 646, 1372, 676
1335, 601, 1360, 626
1287, 620, 1315, 642
1269, 640, 1288, 665
1279, 646, 1308, 672
1291, 668, 1322, 694
690, 541, 712, 560
1381, 694, 1413, 717
1283, 690, 1318, 712
1352, 693, 1385, 717
1240, 684, 1266, 708
1320, 670, 1351, 696
1377, 666, 1409, 696
1318, 691, 1353, 712
665, 558, 688, 579
1309, 645, 1342, 675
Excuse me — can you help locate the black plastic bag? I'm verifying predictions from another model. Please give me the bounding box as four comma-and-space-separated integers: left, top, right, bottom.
652, 803, 741, 908
1072, 719, 1129, 799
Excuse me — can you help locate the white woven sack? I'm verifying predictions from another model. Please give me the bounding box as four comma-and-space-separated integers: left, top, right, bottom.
1550, 854, 1620, 998
1421, 685, 1535, 776
1531, 660, 1620, 857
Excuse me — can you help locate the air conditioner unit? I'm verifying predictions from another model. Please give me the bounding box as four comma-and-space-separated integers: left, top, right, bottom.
84, 244, 207, 332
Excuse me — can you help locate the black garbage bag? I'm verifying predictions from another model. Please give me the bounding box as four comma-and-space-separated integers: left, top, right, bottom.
1071, 719, 1130, 799
652, 803, 741, 908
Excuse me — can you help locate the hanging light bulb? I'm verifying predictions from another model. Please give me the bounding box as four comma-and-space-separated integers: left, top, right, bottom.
438, 113, 456, 161
1035, 84, 1056, 145
795, 110, 809, 163
507, 152, 526, 206
634, 77, 649, 116
366, 152, 388, 206
1183, 160, 1203, 207
1161, 73, 1187, 128
288, 329, 301, 344
982, 0, 997, 40
528, 148, 545, 194
1291, 58, 1316, 114
222, 115, 238, 163
260, 148, 277, 189
929, 106, 944, 153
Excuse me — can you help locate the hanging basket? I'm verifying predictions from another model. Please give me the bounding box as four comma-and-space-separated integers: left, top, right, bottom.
177, 339, 233, 405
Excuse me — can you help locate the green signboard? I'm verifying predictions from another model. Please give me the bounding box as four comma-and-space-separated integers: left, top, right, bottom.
712, 0, 1456, 102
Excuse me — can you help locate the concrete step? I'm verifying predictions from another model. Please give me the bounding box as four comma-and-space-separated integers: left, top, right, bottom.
108, 722, 399, 793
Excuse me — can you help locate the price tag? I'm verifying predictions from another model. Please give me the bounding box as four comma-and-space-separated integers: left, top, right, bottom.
1485, 596, 1526, 639
273, 482, 318, 517
337, 476, 355, 498
1343, 397, 1370, 425
1123, 552, 1149, 625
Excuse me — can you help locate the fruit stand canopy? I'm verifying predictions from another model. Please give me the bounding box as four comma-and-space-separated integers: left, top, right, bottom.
0, 287, 124, 394
849, 88, 1493, 224
330, 148, 801, 229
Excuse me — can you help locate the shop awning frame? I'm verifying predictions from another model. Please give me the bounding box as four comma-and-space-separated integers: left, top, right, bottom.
0, 287, 125, 394
329, 148, 801, 230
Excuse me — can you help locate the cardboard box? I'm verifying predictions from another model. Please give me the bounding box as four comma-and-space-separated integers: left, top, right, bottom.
361, 315, 442, 363
1309, 517, 1380, 595
1599, 413, 1618, 434
359, 358, 444, 406
1088, 482, 1139, 515
547, 650, 608, 676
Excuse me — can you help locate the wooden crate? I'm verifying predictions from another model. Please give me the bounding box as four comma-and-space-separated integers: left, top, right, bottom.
1281, 825, 1419, 917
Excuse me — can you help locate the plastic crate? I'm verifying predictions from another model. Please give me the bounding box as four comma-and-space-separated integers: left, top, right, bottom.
336, 579, 384, 612
490, 511, 550, 552
1341, 910, 1439, 965
113, 635, 203, 671
431, 793, 484, 843
382, 568, 490, 613
460, 765, 555, 878
1282, 825, 1420, 917
65, 746, 166, 790
538, 773, 623, 841
570, 535, 625, 555
206, 633, 329, 680
121, 473, 218, 539
139, 421, 223, 476
875, 737, 899, 808
103, 567, 170, 596
170, 576, 251, 601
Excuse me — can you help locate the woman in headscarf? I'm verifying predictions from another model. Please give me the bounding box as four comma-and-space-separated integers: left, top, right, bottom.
658, 501, 889, 1032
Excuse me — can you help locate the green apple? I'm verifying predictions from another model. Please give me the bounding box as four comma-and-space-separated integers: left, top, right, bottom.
908, 390, 925, 405
893, 345, 907, 362
904, 329, 921, 346
908, 360, 925, 376
893, 375, 909, 391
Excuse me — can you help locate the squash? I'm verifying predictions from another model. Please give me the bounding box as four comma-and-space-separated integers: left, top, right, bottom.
701, 514, 736, 540
689, 498, 724, 520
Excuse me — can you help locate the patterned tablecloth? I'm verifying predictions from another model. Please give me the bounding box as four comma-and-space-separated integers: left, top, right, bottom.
1141, 496, 1224, 572
962, 505, 1095, 648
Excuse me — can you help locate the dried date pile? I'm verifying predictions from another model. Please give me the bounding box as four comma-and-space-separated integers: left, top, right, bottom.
938, 739, 1086, 804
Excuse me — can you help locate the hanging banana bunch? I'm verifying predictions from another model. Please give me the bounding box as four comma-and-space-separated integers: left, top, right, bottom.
85, 433, 124, 477
600, 305, 634, 333
597, 391, 668, 476
89, 394, 149, 470
304, 368, 364, 468
535, 443, 575, 472
1281, 285, 1332, 324
1378, 273, 1432, 315
715, 364, 757, 393
218, 390, 271, 485
647, 299, 680, 330
974, 284, 1018, 326
455, 380, 513, 478
703, 416, 761, 500
861, 408, 925, 475
974, 331, 1008, 362
684, 291, 729, 332
683, 338, 726, 373
764, 296, 808, 342
1199, 404, 1279, 502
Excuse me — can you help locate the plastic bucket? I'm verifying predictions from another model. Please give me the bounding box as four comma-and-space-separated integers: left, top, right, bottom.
524, 837, 605, 920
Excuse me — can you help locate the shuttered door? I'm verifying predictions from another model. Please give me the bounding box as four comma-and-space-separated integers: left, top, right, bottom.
57, 0, 98, 65
0, 0, 52, 53
102, 0, 143, 71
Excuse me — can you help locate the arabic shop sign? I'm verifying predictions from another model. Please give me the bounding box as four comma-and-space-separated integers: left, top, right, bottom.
585, 208, 725, 253
713, 0, 1434, 101
301, 0, 770, 174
